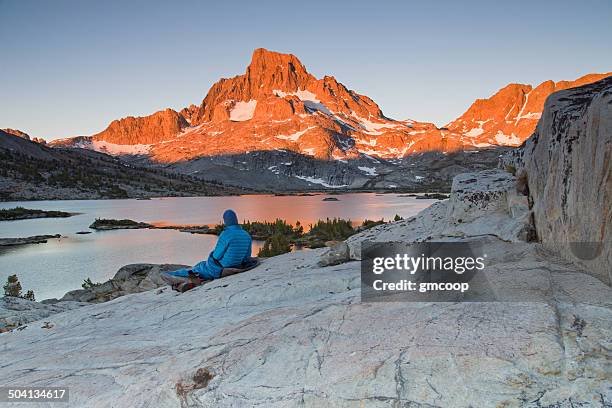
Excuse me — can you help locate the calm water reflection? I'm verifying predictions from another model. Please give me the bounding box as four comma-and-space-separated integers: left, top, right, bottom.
0, 194, 435, 300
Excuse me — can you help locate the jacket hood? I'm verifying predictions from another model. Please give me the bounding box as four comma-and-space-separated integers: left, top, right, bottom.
223, 209, 239, 226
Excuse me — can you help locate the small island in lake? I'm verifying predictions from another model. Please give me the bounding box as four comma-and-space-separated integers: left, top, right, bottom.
89, 219, 153, 230
0, 207, 76, 221
415, 193, 450, 200
89, 219, 213, 234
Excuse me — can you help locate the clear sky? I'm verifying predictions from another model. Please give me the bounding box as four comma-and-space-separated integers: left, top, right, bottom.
1, 0, 611, 140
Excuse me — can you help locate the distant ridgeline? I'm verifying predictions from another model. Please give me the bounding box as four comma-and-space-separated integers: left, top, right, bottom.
0, 129, 244, 201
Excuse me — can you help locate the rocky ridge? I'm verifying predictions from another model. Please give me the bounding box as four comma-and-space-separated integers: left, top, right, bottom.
0, 130, 243, 200
2, 128, 46, 144
446, 73, 611, 146
52, 50, 610, 162
48, 49, 610, 190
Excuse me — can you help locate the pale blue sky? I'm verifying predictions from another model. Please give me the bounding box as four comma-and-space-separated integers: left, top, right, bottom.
1, 0, 611, 140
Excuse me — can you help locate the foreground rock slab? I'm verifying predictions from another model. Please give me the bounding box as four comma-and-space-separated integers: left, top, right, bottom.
0, 297, 87, 331
1, 242, 610, 407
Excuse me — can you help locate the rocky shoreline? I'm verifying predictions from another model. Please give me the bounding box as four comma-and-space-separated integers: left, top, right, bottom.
89, 218, 214, 233
0, 234, 62, 247
0, 207, 76, 221
1, 78, 610, 407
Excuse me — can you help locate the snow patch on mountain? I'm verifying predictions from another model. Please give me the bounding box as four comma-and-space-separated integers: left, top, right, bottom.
357, 166, 378, 176
275, 126, 315, 141
273, 89, 332, 115
351, 113, 400, 135
294, 175, 348, 188
494, 131, 521, 146
78, 140, 152, 155
229, 100, 257, 121
517, 112, 542, 120
267, 165, 280, 175
465, 127, 484, 137
273, 89, 318, 101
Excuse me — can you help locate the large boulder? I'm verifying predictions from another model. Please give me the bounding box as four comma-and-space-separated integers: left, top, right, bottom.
60, 264, 188, 303
318, 241, 350, 267
346, 169, 533, 260
519, 76, 612, 285
446, 169, 534, 241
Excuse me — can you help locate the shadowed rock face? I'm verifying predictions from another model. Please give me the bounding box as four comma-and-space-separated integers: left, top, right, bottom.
520, 76, 612, 285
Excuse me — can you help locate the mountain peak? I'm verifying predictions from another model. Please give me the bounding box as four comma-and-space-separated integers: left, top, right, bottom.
2, 128, 30, 140
245, 48, 314, 94
57, 49, 611, 164
248, 48, 304, 70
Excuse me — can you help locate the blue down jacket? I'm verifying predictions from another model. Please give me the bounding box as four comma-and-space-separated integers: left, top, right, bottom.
188, 226, 251, 279
167, 210, 252, 280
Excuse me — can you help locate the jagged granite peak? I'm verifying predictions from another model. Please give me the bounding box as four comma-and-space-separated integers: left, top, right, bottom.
52, 49, 610, 163
142, 48, 463, 162
188, 48, 385, 126
447, 72, 612, 146
46, 50, 611, 189
50, 49, 452, 162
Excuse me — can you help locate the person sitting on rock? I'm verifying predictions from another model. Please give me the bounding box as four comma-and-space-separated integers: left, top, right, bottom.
161, 209, 253, 287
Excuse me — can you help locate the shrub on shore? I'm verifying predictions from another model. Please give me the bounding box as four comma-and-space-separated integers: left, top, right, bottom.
258, 233, 292, 257
211, 219, 303, 240
360, 219, 386, 230
3, 274, 35, 301
294, 218, 356, 248
82, 278, 102, 289
243, 219, 303, 240
215, 216, 395, 255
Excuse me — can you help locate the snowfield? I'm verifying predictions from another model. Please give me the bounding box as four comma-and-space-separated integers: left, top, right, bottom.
229, 100, 257, 121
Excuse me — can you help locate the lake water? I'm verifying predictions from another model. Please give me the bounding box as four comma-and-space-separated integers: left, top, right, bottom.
0, 194, 436, 300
